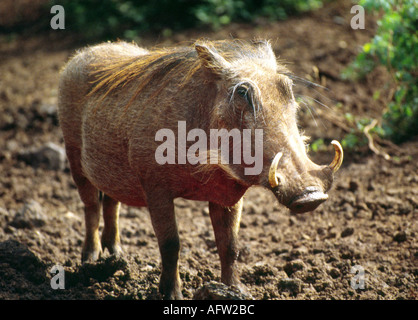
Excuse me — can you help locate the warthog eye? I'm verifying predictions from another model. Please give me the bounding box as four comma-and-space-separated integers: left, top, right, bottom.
236, 85, 254, 112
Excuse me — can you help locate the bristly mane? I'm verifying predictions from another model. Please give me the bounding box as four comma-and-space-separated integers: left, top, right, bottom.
88, 39, 287, 109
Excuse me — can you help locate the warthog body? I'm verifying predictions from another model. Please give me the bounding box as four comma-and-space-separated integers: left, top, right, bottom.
58, 40, 342, 299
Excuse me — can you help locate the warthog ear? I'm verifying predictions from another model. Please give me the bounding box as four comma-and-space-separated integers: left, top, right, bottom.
195, 44, 230, 76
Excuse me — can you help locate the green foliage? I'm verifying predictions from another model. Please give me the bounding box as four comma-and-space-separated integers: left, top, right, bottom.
51, 0, 325, 39
342, 0, 418, 144
193, 0, 247, 29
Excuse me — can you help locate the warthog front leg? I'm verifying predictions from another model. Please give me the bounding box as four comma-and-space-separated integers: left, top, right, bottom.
81, 192, 102, 262
148, 195, 182, 300
209, 198, 243, 288
65, 146, 102, 262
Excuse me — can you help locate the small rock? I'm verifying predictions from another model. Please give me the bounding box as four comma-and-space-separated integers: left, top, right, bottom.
301, 233, 311, 240
290, 245, 308, 259
333, 16, 346, 25
9, 200, 47, 229
17, 142, 66, 170
63, 211, 81, 221
140, 265, 154, 272
39, 103, 57, 116
193, 281, 252, 300
284, 259, 306, 276
341, 227, 355, 238
114, 270, 125, 278
348, 180, 358, 192
329, 268, 341, 279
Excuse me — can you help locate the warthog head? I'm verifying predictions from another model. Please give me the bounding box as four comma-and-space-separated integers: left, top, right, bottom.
194, 40, 343, 213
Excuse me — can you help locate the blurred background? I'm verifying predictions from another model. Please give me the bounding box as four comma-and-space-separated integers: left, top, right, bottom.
1, 0, 416, 147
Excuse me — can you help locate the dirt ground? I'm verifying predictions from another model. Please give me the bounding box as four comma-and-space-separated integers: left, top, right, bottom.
0, 0, 416, 300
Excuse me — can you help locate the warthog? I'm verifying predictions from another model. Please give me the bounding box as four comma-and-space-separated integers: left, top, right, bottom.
58, 39, 343, 299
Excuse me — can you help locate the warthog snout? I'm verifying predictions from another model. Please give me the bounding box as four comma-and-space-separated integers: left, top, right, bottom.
269, 140, 343, 213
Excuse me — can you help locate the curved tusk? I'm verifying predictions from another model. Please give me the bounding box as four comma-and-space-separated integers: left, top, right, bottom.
329, 140, 343, 173
269, 152, 283, 188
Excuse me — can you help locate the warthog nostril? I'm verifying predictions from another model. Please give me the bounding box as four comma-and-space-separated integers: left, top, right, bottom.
288, 187, 328, 214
